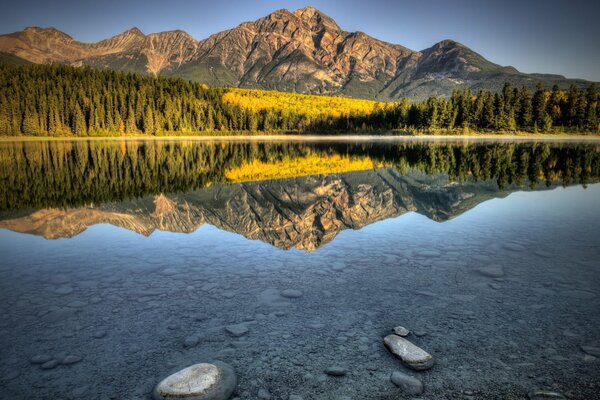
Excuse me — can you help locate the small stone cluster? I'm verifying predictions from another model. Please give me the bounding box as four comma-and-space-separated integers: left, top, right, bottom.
383, 325, 432, 395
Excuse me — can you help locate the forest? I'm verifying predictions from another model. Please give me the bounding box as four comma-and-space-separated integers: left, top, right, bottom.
0, 63, 598, 136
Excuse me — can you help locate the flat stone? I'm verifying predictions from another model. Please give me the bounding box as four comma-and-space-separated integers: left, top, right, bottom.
393, 326, 410, 337
153, 361, 237, 400
29, 354, 53, 364
503, 243, 526, 252
528, 389, 566, 399
257, 388, 272, 399
40, 360, 59, 369
53, 285, 74, 295
93, 331, 108, 339
225, 323, 249, 337
475, 264, 505, 278
325, 366, 347, 377
62, 355, 82, 365
390, 371, 424, 395
581, 346, 600, 356
183, 335, 200, 348
384, 335, 434, 370
280, 289, 303, 298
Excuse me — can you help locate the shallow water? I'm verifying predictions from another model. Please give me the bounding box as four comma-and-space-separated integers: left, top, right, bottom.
0, 139, 599, 399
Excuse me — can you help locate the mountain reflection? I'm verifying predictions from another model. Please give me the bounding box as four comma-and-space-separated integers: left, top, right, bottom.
0, 140, 598, 250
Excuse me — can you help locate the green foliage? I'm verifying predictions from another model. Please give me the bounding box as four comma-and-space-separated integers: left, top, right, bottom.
0, 63, 598, 136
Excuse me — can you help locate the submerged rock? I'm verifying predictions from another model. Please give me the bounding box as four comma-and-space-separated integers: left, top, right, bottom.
581, 345, 600, 357
475, 264, 505, 278
390, 371, 424, 395
384, 335, 434, 370
29, 354, 53, 364
325, 366, 348, 376
393, 326, 410, 337
62, 355, 82, 365
40, 359, 59, 369
225, 323, 249, 337
281, 289, 303, 298
528, 389, 566, 399
153, 362, 237, 400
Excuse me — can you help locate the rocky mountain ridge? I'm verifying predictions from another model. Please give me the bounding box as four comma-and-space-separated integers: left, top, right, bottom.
0, 7, 593, 99
0, 168, 555, 251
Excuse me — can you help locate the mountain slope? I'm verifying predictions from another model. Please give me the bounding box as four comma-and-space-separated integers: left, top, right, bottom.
0, 7, 593, 100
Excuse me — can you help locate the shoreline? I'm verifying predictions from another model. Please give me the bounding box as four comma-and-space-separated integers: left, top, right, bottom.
1, 133, 600, 142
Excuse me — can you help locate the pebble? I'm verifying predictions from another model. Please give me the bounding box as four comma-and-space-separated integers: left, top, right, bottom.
62, 355, 82, 365
225, 323, 249, 337
325, 366, 348, 377
52, 285, 74, 295
281, 289, 303, 298
384, 335, 434, 370
153, 362, 237, 400
390, 371, 424, 395
257, 388, 272, 399
475, 264, 505, 278
503, 243, 526, 252
29, 354, 53, 364
183, 335, 200, 348
40, 360, 59, 369
93, 331, 108, 339
393, 326, 410, 337
528, 389, 566, 399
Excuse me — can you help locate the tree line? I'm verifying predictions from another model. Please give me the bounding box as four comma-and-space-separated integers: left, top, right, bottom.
0, 63, 598, 136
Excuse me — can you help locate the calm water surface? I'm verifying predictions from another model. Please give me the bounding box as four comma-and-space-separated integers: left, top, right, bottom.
0, 139, 599, 399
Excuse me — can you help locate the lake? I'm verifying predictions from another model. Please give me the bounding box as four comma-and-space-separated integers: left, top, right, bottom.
0, 138, 599, 399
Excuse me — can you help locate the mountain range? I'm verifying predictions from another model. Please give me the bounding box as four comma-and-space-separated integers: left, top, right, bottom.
0, 6, 593, 100
0, 168, 561, 251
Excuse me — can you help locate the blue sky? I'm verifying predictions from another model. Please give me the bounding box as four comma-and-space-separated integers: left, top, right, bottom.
2, 0, 599, 81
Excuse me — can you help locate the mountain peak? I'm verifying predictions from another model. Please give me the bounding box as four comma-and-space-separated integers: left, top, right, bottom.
125, 27, 144, 36
293, 6, 340, 32
22, 26, 73, 40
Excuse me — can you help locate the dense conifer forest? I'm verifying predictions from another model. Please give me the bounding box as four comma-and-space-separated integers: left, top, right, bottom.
0, 63, 598, 136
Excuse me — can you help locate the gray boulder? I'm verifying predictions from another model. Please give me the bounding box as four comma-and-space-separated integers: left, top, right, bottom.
390, 371, 424, 395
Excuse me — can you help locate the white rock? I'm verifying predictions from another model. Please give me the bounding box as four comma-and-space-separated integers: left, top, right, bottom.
384, 335, 434, 370
153, 362, 237, 400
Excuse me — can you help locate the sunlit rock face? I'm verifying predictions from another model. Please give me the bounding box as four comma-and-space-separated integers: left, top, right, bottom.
0, 167, 556, 251
0, 7, 591, 99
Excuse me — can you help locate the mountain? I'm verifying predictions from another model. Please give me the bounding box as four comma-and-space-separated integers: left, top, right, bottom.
0, 7, 593, 99
0, 168, 561, 251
